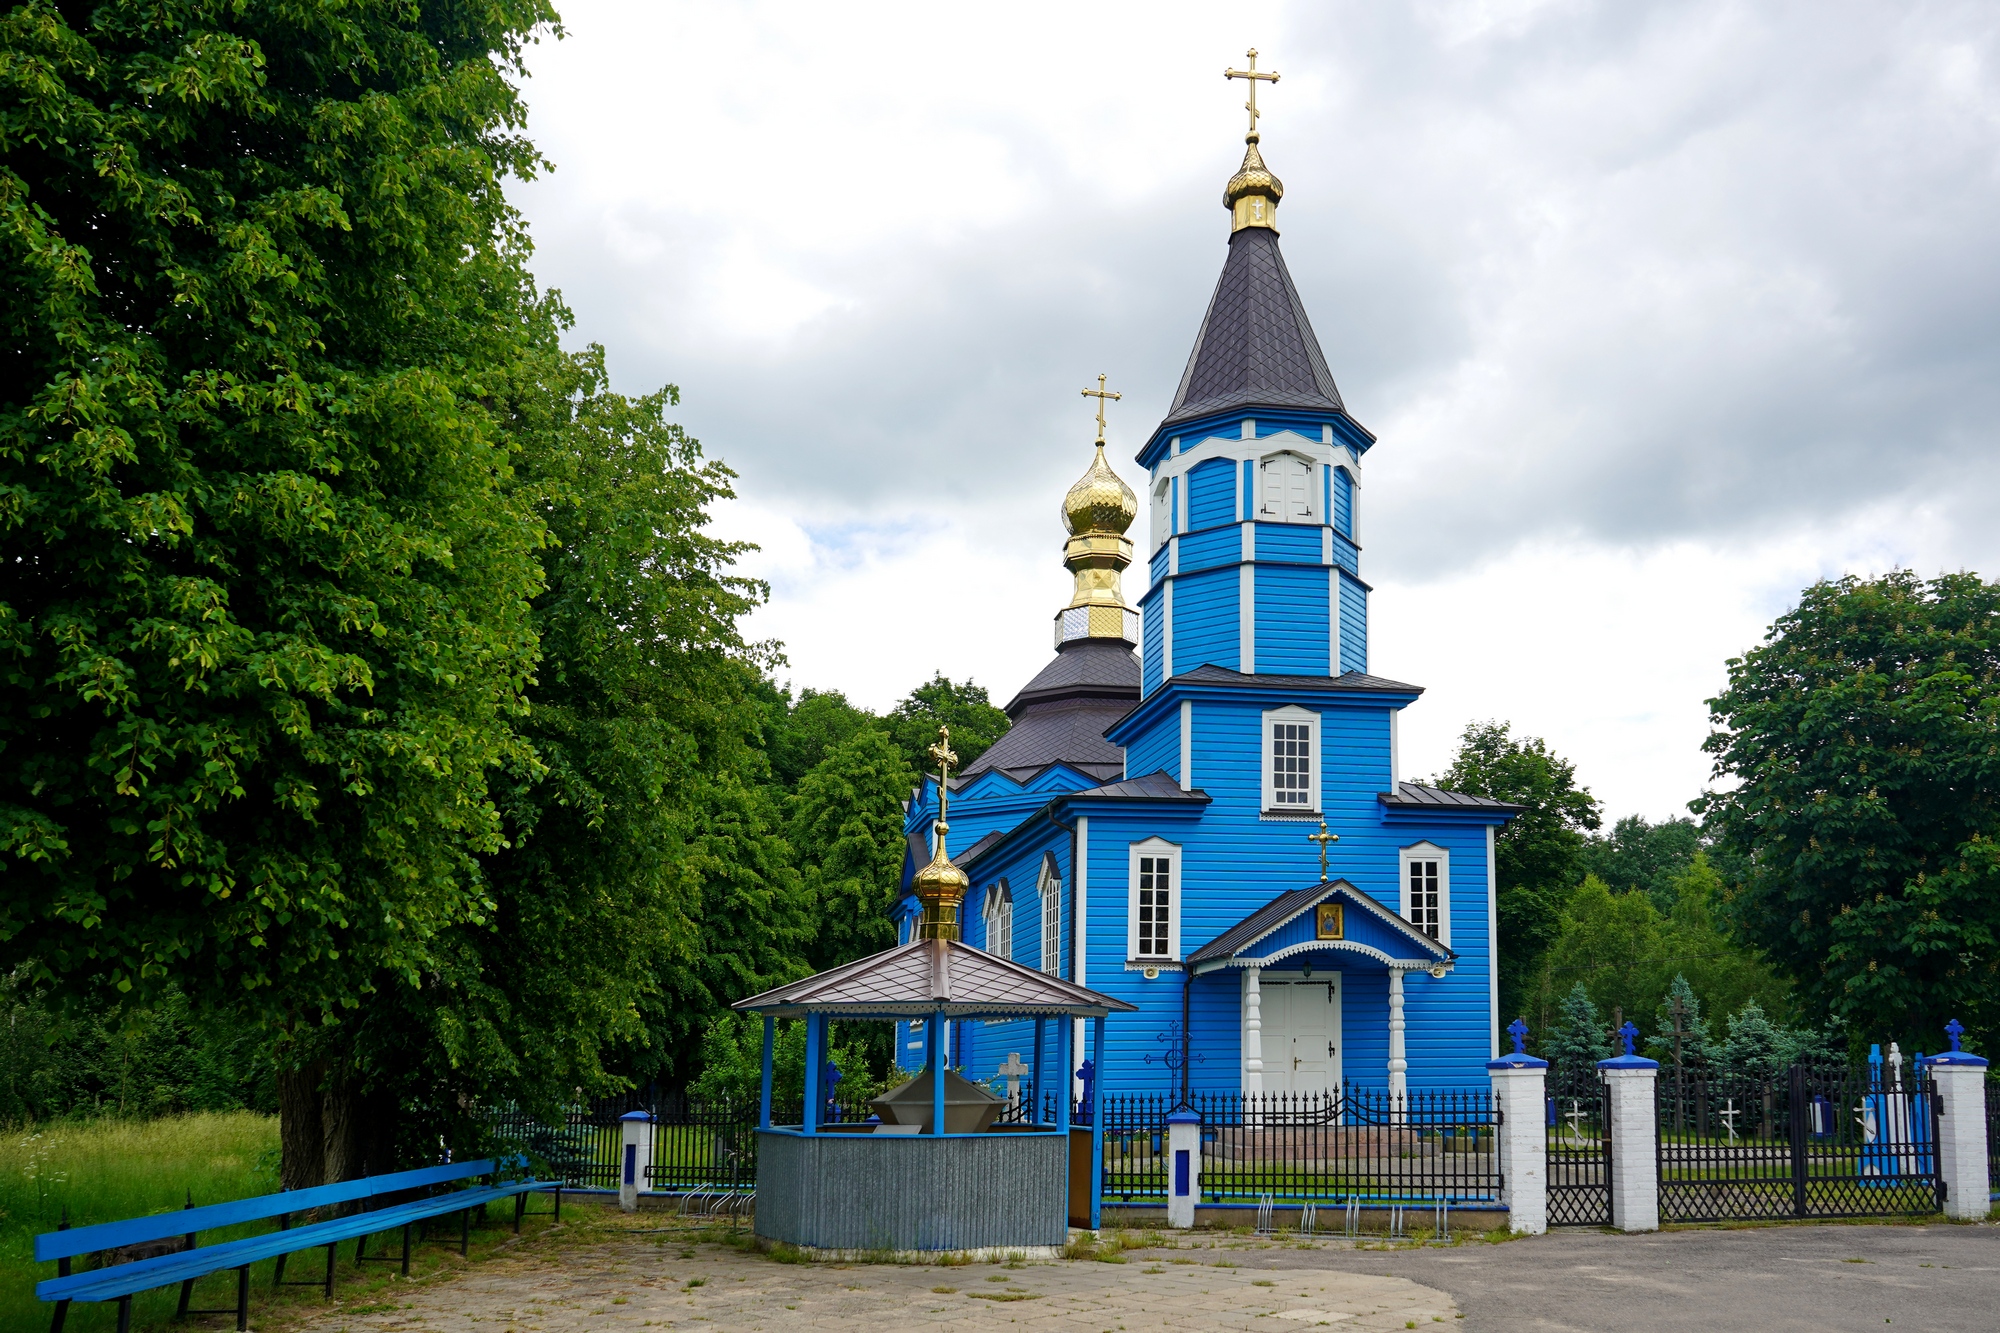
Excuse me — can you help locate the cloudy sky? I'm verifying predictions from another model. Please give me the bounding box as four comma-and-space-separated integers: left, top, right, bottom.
511, 0, 2000, 823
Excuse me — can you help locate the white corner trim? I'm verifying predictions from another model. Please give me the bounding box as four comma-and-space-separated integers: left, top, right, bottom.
1487, 824, 1500, 1058
1179, 700, 1193, 792
1329, 566, 1342, 678
1238, 564, 1256, 674
1389, 709, 1400, 785
1162, 580, 1175, 679
1240, 521, 1255, 562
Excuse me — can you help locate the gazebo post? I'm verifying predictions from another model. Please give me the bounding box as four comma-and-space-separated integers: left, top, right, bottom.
932, 1005, 948, 1134
803, 1012, 823, 1134
1032, 1019, 1047, 1124
1056, 1019, 1072, 1134
758, 1016, 774, 1129
1090, 1014, 1106, 1230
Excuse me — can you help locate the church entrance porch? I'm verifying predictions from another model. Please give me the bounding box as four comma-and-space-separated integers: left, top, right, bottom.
1243, 970, 1342, 1094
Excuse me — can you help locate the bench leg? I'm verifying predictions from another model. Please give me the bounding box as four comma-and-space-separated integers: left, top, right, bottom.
236, 1264, 250, 1333
515, 1191, 526, 1233
400, 1222, 411, 1277
355, 1233, 369, 1267
177, 1276, 194, 1317
48, 1299, 68, 1333
461, 1204, 470, 1256
274, 1249, 288, 1287
555, 1185, 562, 1222
325, 1240, 338, 1298
116, 1298, 132, 1333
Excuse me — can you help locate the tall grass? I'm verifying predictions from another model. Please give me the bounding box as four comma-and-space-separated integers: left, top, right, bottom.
0, 1113, 277, 1333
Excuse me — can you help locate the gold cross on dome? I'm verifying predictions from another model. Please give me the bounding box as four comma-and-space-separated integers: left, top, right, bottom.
927, 724, 959, 836
1224, 48, 1281, 138
1307, 819, 1339, 880
1081, 373, 1122, 442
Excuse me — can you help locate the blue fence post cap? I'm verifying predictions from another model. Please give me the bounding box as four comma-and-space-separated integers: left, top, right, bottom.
1487, 1053, 1548, 1070
1929, 1051, 1989, 1069
1597, 1053, 1660, 1071
1165, 1108, 1202, 1125
619, 1110, 655, 1123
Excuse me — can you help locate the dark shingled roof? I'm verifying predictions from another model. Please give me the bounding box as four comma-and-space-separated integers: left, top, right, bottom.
1378, 782, 1523, 813
1187, 879, 1454, 971
1070, 771, 1210, 803
953, 829, 1006, 869
1161, 227, 1347, 430
960, 639, 1139, 784
731, 938, 1138, 1018
1166, 664, 1425, 696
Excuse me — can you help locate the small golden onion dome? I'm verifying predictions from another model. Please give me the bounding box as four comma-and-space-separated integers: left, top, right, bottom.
912, 821, 970, 941
1224, 138, 1284, 209
1063, 443, 1139, 537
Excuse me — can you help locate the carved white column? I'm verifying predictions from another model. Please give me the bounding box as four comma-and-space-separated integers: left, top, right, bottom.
1387, 968, 1408, 1120
1243, 966, 1264, 1096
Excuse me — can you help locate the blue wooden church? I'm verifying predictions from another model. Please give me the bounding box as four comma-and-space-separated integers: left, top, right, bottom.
892, 108, 1517, 1104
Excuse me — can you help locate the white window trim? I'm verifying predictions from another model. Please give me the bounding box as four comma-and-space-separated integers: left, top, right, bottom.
1399, 841, 1451, 947
1261, 704, 1322, 814
983, 881, 1013, 961
1151, 479, 1170, 552
1038, 854, 1062, 977
1126, 837, 1183, 963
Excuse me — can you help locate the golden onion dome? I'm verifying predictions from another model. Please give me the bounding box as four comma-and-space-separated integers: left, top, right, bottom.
911, 820, 970, 941
1224, 138, 1284, 209
1062, 443, 1139, 537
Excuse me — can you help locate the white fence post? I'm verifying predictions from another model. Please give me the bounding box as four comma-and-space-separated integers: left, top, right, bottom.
1599, 1032, 1659, 1234
1932, 1023, 1991, 1221
1166, 1108, 1201, 1229
1489, 1033, 1548, 1236
619, 1109, 654, 1212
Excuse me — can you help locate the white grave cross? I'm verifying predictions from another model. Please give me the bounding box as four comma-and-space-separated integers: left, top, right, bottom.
1719, 1099, 1740, 1146
998, 1052, 1030, 1113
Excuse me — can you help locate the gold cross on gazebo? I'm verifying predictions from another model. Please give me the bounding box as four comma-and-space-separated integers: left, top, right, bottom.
1081, 373, 1121, 443
1224, 48, 1281, 139
1307, 819, 1339, 880
927, 724, 959, 845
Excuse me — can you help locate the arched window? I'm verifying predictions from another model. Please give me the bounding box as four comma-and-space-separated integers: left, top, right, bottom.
982, 880, 1013, 960
1038, 854, 1063, 977
1258, 452, 1316, 523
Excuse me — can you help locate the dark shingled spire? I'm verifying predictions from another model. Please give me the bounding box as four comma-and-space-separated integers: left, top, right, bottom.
1159, 226, 1345, 430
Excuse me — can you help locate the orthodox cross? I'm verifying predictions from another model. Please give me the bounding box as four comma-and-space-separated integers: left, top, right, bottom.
1666, 994, 1690, 1132
927, 724, 958, 849
1946, 1018, 1965, 1053
1081, 373, 1121, 443
1617, 1020, 1638, 1058
997, 1051, 1029, 1112
1224, 48, 1281, 138
1719, 1097, 1740, 1146
1306, 819, 1339, 880
1507, 1017, 1529, 1056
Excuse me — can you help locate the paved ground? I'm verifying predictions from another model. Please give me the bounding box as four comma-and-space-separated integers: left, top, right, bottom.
292, 1212, 2000, 1333
1182, 1222, 2000, 1332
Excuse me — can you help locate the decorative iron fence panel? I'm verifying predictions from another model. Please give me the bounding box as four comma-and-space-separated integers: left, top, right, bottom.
1657, 1062, 1942, 1223
1546, 1073, 1613, 1226
1986, 1076, 1999, 1203
1093, 1088, 1498, 1206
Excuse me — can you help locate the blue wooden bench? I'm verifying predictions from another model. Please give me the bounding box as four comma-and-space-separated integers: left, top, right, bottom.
34, 1158, 561, 1333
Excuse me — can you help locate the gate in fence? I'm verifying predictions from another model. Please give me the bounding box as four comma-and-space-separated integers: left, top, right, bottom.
1657, 1061, 1943, 1222
1546, 1072, 1613, 1226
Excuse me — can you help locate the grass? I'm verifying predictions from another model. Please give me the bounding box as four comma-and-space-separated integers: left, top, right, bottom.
0, 1112, 563, 1333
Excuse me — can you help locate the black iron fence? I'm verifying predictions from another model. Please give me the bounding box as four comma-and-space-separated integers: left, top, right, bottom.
1095, 1087, 1499, 1206
1657, 1062, 1942, 1222
1986, 1075, 1999, 1205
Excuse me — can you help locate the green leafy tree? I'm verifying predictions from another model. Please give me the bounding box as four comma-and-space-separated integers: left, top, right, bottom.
1583, 816, 1702, 912
0, 0, 568, 1180
789, 727, 915, 973
1432, 721, 1602, 1033
766, 689, 878, 790
887, 674, 1010, 776
1699, 571, 2000, 1047
1537, 876, 1664, 1039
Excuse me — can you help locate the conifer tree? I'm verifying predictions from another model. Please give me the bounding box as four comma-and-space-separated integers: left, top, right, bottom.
1542, 983, 1614, 1085
1646, 975, 1718, 1076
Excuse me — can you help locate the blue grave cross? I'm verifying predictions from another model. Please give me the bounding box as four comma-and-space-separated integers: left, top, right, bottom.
1507, 1017, 1529, 1055
822, 1058, 842, 1122
1076, 1058, 1097, 1121
1618, 1021, 1638, 1057
1945, 1018, 1964, 1053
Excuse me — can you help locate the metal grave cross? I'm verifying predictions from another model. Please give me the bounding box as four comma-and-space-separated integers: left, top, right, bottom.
1719, 1098, 1740, 1146
997, 1051, 1029, 1113
1081, 373, 1121, 443
1564, 1098, 1588, 1146
1223, 48, 1281, 138
1307, 819, 1339, 880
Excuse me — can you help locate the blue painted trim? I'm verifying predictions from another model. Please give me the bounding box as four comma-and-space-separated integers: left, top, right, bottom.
759, 1127, 1066, 1140
1138, 407, 1376, 468
1106, 678, 1419, 747
1165, 1109, 1202, 1125
1929, 1053, 1989, 1068
1486, 1055, 1549, 1070
619, 1110, 654, 1123
1597, 1055, 1660, 1070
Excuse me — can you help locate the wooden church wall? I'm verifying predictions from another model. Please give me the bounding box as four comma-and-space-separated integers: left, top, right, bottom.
1254, 563, 1333, 675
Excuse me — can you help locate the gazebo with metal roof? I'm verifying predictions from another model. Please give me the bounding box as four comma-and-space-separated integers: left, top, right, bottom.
731, 727, 1136, 1258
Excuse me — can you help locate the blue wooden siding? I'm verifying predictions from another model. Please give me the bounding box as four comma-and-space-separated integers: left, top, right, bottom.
1141, 583, 1165, 695
1150, 544, 1171, 584
1172, 567, 1238, 672
1331, 532, 1359, 575
1240, 460, 1255, 520
1177, 525, 1239, 573
1253, 523, 1320, 563
1333, 467, 1354, 537
1253, 564, 1330, 675
1338, 573, 1368, 675
1124, 706, 1178, 784
1188, 457, 1236, 531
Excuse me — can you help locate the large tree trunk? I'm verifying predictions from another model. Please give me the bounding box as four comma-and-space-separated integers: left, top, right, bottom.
321, 1072, 376, 1183
278, 1061, 328, 1192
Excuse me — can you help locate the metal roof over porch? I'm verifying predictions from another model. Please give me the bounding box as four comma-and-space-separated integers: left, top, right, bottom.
731, 938, 1138, 1020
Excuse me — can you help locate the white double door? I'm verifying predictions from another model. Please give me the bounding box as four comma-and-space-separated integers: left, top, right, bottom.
1257, 974, 1343, 1094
